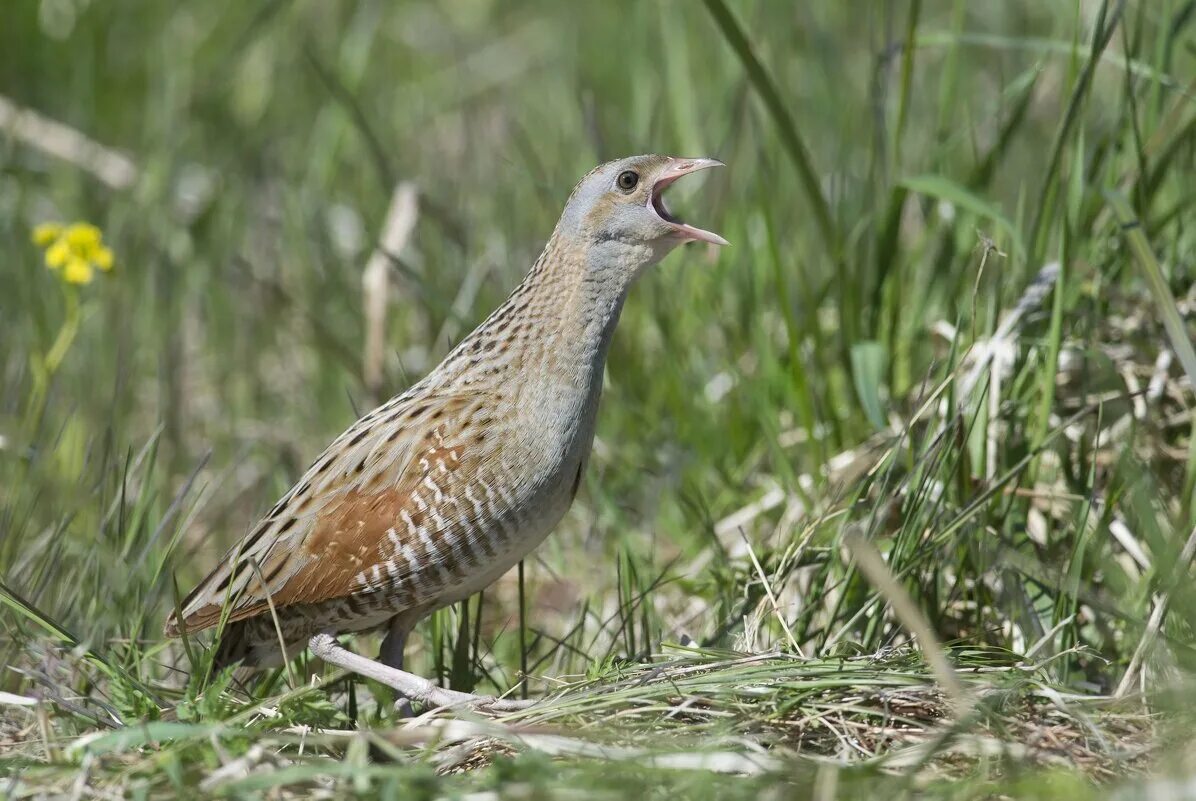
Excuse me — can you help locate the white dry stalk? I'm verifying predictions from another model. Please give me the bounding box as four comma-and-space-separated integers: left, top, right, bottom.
1079, 346, 1175, 453
362, 182, 419, 395
1115, 525, 1196, 698
944, 262, 1062, 441
714, 485, 786, 542
1108, 517, 1151, 573
1082, 492, 1152, 574
1023, 615, 1076, 660
0, 94, 138, 190
1147, 350, 1173, 401
739, 528, 804, 656
0, 691, 38, 706
309, 634, 532, 712
1122, 365, 1147, 420
987, 343, 1002, 482
964, 263, 1060, 396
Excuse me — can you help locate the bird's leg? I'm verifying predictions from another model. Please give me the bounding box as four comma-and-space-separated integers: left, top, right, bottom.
309, 634, 533, 712
378, 618, 414, 717
378, 618, 408, 669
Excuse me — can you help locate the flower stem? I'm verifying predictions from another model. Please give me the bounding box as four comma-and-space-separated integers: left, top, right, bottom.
26, 286, 80, 430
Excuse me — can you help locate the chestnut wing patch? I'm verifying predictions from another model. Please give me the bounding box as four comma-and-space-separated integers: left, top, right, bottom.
165, 391, 484, 636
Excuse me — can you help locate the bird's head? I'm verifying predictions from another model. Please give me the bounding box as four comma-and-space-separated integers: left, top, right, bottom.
556, 154, 726, 284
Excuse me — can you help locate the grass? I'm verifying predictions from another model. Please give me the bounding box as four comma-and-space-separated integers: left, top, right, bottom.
2, 0, 1196, 797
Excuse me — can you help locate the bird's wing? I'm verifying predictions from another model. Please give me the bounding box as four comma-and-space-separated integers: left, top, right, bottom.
164, 390, 489, 637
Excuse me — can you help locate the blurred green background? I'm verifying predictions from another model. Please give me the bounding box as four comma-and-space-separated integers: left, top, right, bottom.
3, 0, 1196, 797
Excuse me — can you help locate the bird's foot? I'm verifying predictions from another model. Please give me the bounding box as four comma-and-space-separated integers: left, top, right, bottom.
309, 634, 533, 713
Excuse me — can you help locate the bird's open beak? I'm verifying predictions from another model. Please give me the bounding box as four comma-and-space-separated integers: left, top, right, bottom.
650, 157, 728, 246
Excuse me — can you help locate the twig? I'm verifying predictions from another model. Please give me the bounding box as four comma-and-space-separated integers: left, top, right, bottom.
308, 634, 532, 712
0, 95, 137, 190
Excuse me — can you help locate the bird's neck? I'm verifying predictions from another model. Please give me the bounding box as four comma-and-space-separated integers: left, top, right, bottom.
434, 229, 638, 396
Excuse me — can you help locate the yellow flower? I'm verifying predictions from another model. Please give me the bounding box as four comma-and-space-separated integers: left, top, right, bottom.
64, 223, 102, 251
63, 256, 94, 285
93, 245, 114, 271
32, 222, 63, 247
32, 220, 114, 283
45, 239, 70, 269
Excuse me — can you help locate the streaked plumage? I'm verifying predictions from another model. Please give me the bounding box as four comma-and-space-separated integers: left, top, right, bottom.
165, 154, 725, 672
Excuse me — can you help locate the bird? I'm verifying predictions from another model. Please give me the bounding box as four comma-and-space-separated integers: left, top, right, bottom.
164, 154, 726, 708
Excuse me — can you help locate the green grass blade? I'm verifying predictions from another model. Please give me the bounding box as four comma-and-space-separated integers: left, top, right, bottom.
1104, 190, 1196, 386
701, 0, 838, 262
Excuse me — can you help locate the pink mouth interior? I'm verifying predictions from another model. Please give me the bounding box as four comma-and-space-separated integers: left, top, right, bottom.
649, 173, 727, 246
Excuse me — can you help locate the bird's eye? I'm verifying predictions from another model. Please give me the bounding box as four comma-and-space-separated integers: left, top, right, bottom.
616, 170, 639, 192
